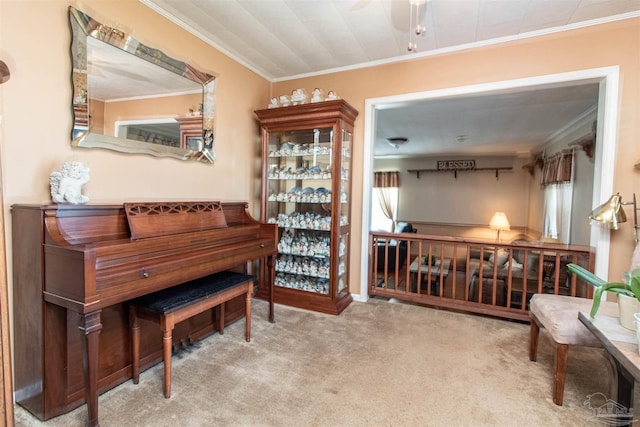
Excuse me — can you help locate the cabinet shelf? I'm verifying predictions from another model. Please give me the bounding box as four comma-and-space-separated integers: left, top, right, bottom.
279, 251, 330, 259
268, 176, 333, 180
257, 100, 358, 315
273, 225, 332, 231
269, 202, 342, 206
268, 153, 331, 158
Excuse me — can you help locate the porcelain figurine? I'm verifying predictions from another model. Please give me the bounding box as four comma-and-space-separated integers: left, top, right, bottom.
49, 161, 90, 205
268, 97, 279, 108
311, 88, 323, 103
279, 95, 291, 107
325, 90, 339, 101
291, 88, 307, 105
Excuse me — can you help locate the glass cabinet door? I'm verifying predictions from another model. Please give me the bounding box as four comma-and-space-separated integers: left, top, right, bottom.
256, 99, 358, 315
266, 127, 335, 295
337, 129, 352, 293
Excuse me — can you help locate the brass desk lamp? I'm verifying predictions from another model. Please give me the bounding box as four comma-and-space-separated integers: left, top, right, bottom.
590, 193, 640, 271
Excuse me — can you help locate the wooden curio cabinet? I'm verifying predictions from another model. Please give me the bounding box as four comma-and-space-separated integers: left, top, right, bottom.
255, 100, 358, 315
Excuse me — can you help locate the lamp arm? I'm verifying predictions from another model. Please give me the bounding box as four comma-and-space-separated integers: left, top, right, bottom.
622, 193, 639, 229
635, 193, 638, 230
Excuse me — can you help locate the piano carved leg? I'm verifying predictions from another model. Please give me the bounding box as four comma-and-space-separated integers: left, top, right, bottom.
79, 310, 103, 427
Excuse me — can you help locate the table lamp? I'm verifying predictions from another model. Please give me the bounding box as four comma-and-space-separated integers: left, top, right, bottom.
489, 212, 510, 242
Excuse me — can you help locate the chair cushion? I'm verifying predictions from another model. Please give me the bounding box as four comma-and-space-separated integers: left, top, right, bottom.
530, 294, 618, 346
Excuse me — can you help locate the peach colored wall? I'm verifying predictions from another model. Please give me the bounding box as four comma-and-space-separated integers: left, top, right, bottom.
273, 18, 640, 294
0, 0, 270, 319
1, 0, 269, 206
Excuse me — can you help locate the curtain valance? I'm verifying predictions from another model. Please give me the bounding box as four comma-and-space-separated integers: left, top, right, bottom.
373, 171, 400, 188
541, 150, 573, 186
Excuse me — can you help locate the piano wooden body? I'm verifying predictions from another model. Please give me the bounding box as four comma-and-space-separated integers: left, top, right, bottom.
11, 202, 276, 426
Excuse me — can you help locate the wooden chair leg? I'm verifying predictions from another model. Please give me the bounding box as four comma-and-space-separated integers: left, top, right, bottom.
529, 318, 540, 362
129, 305, 140, 384
553, 343, 569, 405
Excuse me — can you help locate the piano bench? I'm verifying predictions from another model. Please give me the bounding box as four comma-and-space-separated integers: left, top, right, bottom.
129, 271, 256, 398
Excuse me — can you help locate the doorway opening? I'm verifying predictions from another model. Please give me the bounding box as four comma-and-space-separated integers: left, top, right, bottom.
359, 66, 620, 301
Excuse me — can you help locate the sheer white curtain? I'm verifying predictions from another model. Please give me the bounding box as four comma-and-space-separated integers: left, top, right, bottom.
372, 172, 400, 232
541, 150, 574, 244
542, 183, 573, 243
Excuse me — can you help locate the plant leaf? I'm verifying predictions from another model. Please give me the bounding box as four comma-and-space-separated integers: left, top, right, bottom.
591, 285, 604, 318
630, 277, 640, 300
567, 263, 606, 288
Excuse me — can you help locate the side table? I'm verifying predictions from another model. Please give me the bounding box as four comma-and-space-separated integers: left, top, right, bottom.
408, 257, 451, 295
579, 312, 639, 426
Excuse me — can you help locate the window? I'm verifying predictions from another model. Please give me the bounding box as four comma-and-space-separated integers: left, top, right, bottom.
371, 187, 398, 231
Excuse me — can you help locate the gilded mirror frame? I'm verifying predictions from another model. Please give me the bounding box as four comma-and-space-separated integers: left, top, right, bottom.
69, 6, 216, 163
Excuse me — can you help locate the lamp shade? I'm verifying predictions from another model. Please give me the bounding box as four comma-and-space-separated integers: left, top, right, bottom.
589, 193, 627, 230
489, 212, 510, 231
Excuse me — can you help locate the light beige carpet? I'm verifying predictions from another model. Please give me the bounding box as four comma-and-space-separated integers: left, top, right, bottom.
14, 298, 632, 426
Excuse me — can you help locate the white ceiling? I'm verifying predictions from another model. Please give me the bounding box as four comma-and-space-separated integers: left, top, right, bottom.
374, 82, 599, 157
143, 0, 640, 81
138, 0, 640, 157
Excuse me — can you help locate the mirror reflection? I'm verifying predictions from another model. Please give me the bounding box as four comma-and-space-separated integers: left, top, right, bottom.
69, 6, 216, 162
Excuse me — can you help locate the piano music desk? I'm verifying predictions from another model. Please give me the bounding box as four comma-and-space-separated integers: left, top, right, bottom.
130, 271, 256, 398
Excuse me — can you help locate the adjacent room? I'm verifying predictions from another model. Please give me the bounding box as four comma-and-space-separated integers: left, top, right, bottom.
1, 1, 639, 426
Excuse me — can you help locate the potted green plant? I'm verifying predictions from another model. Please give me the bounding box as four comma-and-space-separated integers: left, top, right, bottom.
567, 263, 640, 328
423, 255, 436, 266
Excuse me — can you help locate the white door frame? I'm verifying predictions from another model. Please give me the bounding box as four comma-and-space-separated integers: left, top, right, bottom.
358, 66, 620, 301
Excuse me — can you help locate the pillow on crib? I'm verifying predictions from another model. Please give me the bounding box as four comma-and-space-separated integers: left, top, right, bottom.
488, 249, 510, 267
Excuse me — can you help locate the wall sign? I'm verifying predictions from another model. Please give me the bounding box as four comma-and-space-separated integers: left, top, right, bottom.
437, 160, 476, 171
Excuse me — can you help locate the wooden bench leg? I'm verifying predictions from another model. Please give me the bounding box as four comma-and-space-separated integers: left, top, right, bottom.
245, 290, 251, 342
129, 305, 140, 384
553, 343, 568, 406
131, 275, 256, 399
160, 317, 175, 399
218, 303, 225, 335
529, 317, 540, 362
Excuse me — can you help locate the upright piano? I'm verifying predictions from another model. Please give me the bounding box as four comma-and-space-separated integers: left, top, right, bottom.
12, 201, 277, 426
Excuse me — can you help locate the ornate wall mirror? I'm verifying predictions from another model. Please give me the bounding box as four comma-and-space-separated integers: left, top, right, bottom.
69, 7, 216, 163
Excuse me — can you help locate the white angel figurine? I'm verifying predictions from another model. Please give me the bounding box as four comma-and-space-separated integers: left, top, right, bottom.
311, 88, 323, 103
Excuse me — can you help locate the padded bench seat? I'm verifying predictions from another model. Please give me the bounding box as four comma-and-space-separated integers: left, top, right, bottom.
130, 271, 256, 398
529, 293, 618, 405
